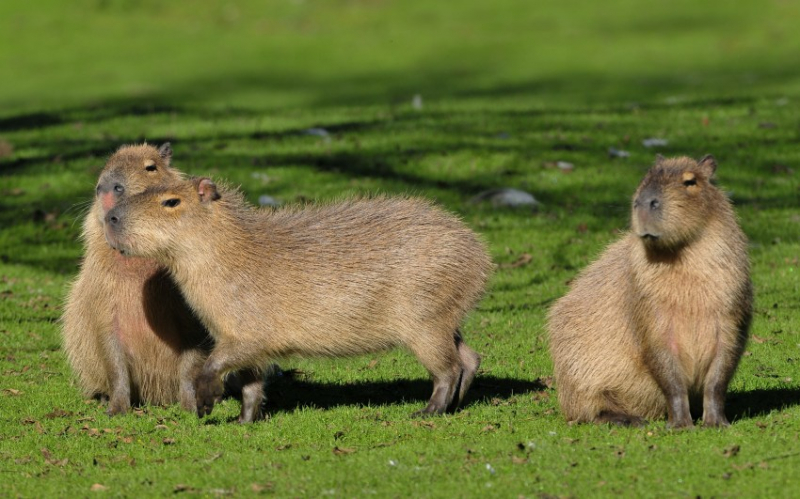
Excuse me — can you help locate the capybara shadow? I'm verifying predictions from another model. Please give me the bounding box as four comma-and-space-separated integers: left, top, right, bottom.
727, 388, 800, 421
261, 370, 547, 415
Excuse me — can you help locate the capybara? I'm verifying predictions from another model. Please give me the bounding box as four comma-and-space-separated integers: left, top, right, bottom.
103, 177, 492, 418
547, 155, 752, 428
61, 144, 266, 422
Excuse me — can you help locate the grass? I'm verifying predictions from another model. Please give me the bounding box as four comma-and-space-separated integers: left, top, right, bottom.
2, 0, 800, 496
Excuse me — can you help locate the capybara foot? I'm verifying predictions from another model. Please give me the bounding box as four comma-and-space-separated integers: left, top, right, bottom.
595, 411, 646, 427
411, 406, 442, 418
666, 417, 694, 430
106, 396, 130, 416
195, 371, 224, 417
702, 415, 730, 428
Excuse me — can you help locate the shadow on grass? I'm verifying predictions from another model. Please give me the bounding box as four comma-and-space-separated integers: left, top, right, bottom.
728, 387, 800, 422
259, 372, 546, 416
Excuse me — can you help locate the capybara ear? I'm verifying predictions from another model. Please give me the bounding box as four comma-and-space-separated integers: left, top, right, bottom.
654, 154, 666, 164
195, 177, 221, 203
697, 154, 717, 178
158, 142, 173, 165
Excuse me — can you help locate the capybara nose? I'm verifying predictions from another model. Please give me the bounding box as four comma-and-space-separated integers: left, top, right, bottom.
109, 215, 119, 225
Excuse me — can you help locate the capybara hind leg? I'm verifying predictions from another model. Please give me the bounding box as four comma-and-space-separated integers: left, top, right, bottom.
415, 370, 460, 416
238, 369, 266, 424
178, 349, 206, 413
411, 339, 461, 416
455, 333, 481, 405
595, 411, 646, 427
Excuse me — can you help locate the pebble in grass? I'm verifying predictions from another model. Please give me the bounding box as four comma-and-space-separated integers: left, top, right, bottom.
470, 188, 539, 209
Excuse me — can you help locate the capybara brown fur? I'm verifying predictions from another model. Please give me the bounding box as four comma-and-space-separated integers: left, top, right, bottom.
547, 155, 752, 428
61, 144, 266, 422
103, 177, 493, 418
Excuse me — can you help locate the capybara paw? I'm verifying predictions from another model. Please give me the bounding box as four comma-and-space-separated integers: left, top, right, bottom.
195, 372, 224, 418
702, 416, 730, 428
106, 397, 130, 416
666, 418, 694, 430
412, 403, 445, 418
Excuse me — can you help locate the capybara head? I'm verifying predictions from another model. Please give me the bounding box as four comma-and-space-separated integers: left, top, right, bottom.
104, 177, 221, 258
631, 155, 719, 251
95, 143, 179, 219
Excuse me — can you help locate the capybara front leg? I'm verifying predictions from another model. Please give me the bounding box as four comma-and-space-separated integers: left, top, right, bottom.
195, 363, 225, 418
178, 349, 206, 413
643, 337, 692, 429
106, 322, 132, 416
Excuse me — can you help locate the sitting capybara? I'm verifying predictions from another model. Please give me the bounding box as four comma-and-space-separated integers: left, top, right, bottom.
103, 178, 493, 418
547, 155, 752, 428
61, 144, 266, 422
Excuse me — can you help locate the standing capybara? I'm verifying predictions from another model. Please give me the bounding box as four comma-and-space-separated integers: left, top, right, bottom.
102, 177, 493, 418
61, 144, 266, 422
547, 155, 752, 428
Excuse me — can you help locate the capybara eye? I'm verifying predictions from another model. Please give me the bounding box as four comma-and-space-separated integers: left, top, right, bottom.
146, 165, 157, 172
114, 184, 124, 194
683, 178, 697, 187
162, 198, 181, 208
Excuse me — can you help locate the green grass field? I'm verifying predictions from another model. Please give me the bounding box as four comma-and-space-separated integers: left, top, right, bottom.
2, 1, 800, 496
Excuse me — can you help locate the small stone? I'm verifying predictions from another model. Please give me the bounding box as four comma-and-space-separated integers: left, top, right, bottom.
258, 195, 280, 207
470, 188, 539, 209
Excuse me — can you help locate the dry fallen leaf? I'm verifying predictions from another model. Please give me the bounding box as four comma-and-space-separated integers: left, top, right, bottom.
332, 446, 356, 456
251, 482, 274, 493
723, 445, 741, 458
90, 484, 107, 492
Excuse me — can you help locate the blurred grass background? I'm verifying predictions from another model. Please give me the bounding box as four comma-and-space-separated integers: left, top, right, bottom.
2, 0, 800, 114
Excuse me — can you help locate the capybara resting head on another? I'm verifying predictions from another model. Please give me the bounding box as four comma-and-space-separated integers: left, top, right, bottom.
547, 155, 752, 428
104, 177, 493, 418
62, 144, 266, 422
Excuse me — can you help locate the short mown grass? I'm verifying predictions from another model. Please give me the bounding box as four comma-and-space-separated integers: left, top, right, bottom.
2, 1, 800, 497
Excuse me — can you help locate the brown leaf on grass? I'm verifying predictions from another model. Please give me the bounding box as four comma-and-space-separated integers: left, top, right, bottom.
723, 445, 741, 458
332, 446, 356, 455
44, 408, 73, 419
367, 359, 379, 369
537, 376, 555, 389
275, 444, 291, 451
511, 456, 528, 464
251, 483, 275, 493
501, 253, 533, 269
163, 438, 176, 445
90, 484, 107, 492
174, 484, 198, 493
412, 420, 436, 429
3, 388, 23, 396
751, 335, 768, 344
41, 448, 68, 467
755, 421, 767, 429
481, 424, 497, 433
